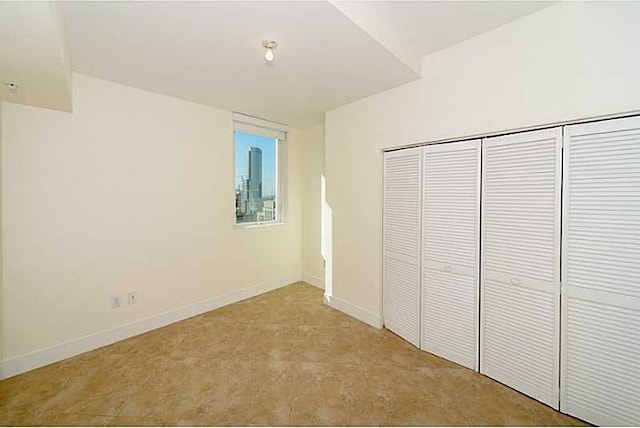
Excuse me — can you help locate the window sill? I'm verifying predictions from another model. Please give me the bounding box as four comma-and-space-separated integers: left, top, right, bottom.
234, 221, 286, 229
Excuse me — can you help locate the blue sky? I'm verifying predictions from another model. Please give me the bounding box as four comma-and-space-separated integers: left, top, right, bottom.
234, 131, 277, 197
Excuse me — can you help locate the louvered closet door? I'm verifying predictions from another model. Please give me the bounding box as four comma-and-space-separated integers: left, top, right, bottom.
481, 128, 562, 408
383, 148, 422, 347
561, 116, 640, 426
421, 140, 480, 369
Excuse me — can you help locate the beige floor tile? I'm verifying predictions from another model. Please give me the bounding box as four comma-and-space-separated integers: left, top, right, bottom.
46, 413, 116, 426
118, 356, 226, 421
170, 317, 246, 359
290, 362, 379, 426
355, 326, 460, 370
249, 300, 301, 325
263, 281, 321, 301
363, 363, 453, 403
234, 324, 299, 361
203, 296, 300, 326
0, 367, 71, 415
202, 360, 296, 426
0, 410, 114, 427
199, 300, 257, 324
110, 326, 187, 358
526, 399, 588, 426
109, 416, 174, 426
362, 363, 467, 426
0, 410, 36, 427
374, 398, 469, 427
0, 282, 589, 427
295, 325, 361, 364
0, 349, 118, 415
448, 370, 585, 426
38, 354, 166, 417
183, 358, 289, 426
251, 291, 298, 306
299, 303, 352, 328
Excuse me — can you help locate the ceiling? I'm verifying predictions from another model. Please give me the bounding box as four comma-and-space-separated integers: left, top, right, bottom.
0, 2, 72, 112
0, 1, 553, 127
62, 1, 419, 127
331, 1, 554, 74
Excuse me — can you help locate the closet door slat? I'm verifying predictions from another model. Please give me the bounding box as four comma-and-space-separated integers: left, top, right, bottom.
421, 140, 480, 369
383, 148, 422, 346
481, 128, 562, 409
561, 116, 640, 426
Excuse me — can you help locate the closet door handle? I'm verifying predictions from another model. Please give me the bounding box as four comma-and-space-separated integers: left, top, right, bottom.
510, 277, 522, 286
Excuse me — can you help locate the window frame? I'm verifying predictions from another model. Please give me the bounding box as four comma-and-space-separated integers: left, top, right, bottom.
232, 113, 287, 228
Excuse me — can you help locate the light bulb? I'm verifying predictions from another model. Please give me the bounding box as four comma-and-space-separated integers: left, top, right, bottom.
265, 48, 275, 62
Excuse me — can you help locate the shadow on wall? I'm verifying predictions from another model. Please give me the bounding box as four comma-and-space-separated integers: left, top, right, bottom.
321, 175, 332, 297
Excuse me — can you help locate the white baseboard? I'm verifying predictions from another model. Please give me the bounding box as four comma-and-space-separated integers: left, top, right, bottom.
323, 293, 383, 329
302, 273, 325, 290
1, 275, 301, 380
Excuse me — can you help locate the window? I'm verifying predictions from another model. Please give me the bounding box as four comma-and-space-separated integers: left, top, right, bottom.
233, 113, 287, 226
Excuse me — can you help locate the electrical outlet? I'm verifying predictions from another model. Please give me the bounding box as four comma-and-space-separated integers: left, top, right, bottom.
111, 295, 123, 309
128, 292, 138, 305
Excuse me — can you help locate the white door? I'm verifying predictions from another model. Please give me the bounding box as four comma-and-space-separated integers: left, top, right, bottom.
383, 148, 422, 346
481, 128, 562, 408
561, 116, 640, 426
421, 140, 481, 369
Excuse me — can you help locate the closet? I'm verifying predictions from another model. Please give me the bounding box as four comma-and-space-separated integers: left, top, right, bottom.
561, 116, 640, 426
382, 115, 640, 426
481, 128, 562, 408
421, 140, 480, 370
383, 147, 422, 347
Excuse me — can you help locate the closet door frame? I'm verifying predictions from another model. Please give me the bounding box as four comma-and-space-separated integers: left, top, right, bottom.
382, 147, 423, 347
420, 140, 481, 370
479, 127, 563, 408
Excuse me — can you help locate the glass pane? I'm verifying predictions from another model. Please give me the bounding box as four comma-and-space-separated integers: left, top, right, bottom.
235, 131, 277, 223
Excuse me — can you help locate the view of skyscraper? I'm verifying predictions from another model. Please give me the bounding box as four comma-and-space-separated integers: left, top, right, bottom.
235, 131, 277, 223
247, 147, 263, 212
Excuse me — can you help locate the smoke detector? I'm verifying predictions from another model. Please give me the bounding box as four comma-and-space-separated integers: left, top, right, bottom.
4, 82, 20, 92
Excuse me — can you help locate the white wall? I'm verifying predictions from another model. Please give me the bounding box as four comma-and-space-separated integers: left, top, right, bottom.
1, 73, 302, 369
0, 100, 4, 375
325, 2, 640, 318
301, 121, 325, 288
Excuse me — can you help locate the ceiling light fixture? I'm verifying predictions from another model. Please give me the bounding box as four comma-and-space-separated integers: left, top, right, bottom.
262, 40, 278, 63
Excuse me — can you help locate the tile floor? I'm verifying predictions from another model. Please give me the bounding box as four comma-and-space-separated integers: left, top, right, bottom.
0, 282, 587, 426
